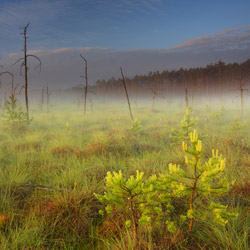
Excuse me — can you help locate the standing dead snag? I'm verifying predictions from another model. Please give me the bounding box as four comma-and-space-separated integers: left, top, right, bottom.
46, 82, 51, 114
12, 23, 41, 121
185, 88, 189, 109
149, 87, 165, 112
232, 76, 249, 118
120, 67, 134, 127
150, 88, 163, 112
237, 77, 248, 117
80, 54, 88, 115
40, 85, 44, 109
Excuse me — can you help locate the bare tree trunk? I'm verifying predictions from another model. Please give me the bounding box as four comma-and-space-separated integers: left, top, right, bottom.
13, 23, 41, 121
120, 67, 134, 127
46, 83, 50, 114
4, 92, 7, 111
152, 92, 156, 111
185, 87, 188, 109
80, 54, 88, 115
239, 78, 243, 117
23, 24, 29, 120
41, 85, 44, 109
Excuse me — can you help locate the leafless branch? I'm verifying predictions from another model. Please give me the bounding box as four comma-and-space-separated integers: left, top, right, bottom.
27, 55, 42, 72
87, 90, 96, 96
75, 84, 84, 88
12, 58, 25, 66
19, 84, 25, 94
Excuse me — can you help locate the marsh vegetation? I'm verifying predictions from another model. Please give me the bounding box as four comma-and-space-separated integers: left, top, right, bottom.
0, 101, 249, 249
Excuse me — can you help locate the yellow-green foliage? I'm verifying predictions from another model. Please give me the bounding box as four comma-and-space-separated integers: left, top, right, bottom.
96, 128, 236, 236
168, 129, 236, 232
170, 107, 198, 145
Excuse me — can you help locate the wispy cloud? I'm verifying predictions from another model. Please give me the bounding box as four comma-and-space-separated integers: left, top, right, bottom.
0, 0, 71, 38
167, 25, 250, 52
93, 0, 162, 15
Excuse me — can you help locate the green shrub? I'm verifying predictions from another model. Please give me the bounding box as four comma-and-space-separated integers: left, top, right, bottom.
2, 94, 29, 126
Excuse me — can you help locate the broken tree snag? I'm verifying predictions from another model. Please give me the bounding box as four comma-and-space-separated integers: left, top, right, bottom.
80, 54, 88, 116
185, 87, 189, 109
12, 23, 42, 121
120, 67, 134, 127
150, 88, 158, 111
238, 76, 248, 117
24, 23, 29, 120
46, 82, 51, 114
239, 77, 243, 117
41, 85, 44, 109
150, 88, 164, 112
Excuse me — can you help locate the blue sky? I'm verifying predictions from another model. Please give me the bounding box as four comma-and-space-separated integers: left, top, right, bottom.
1, 0, 250, 54
0, 0, 250, 87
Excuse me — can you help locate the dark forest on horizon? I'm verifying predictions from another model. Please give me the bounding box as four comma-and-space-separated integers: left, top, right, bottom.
64, 58, 250, 101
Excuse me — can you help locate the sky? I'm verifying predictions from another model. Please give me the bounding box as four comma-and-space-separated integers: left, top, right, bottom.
0, 0, 250, 88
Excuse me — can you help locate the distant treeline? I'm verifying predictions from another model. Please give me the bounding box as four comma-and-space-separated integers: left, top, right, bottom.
83, 59, 250, 100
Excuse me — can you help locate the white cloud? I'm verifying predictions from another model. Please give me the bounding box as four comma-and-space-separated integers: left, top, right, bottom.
1, 26, 250, 90
167, 25, 250, 52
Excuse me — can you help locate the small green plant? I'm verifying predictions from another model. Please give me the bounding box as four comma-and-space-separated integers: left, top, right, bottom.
170, 107, 197, 145
0, 71, 30, 126
96, 109, 237, 248
94, 170, 175, 248
65, 121, 69, 130
94, 171, 144, 242
230, 116, 243, 135
209, 105, 226, 120
2, 94, 28, 126
168, 129, 236, 233
129, 117, 142, 133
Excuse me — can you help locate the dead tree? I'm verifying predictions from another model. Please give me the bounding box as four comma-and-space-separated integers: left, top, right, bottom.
74, 82, 96, 113
13, 23, 41, 121
41, 85, 44, 109
120, 67, 134, 127
150, 88, 159, 111
185, 88, 189, 109
150, 87, 165, 111
46, 82, 51, 114
232, 76, 249, 117
238, 77, 248, 117
4, 92, 6, 111
80, 54, 88, 115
